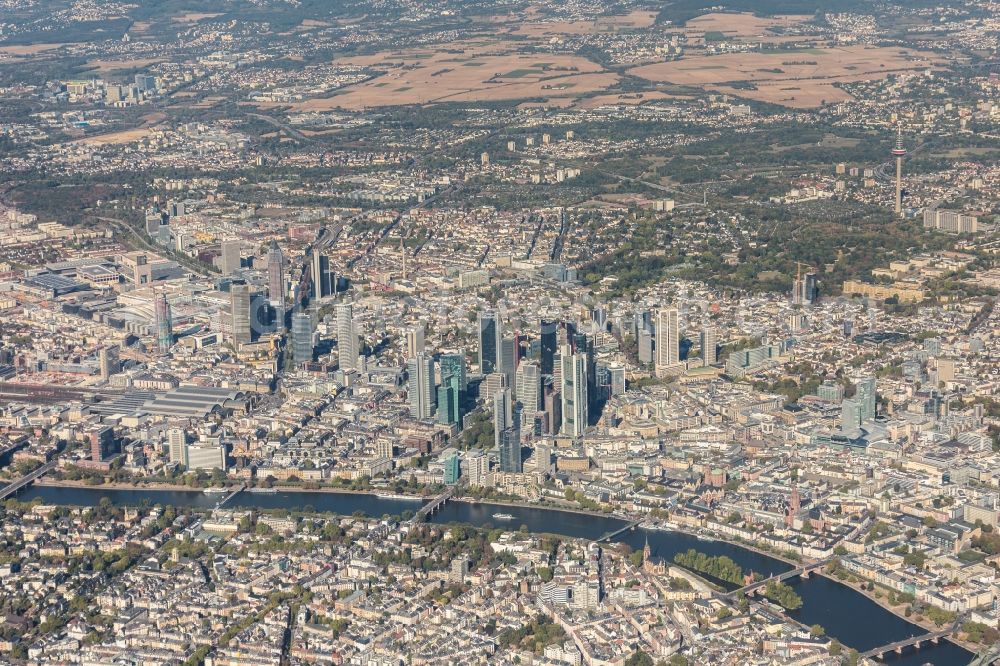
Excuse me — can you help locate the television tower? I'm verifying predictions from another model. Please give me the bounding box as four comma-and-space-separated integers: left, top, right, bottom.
892, 124, 906, 217
400, 235, 407, 281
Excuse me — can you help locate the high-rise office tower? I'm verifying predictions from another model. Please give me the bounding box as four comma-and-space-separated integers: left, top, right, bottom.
539, 319, 558, 376
701, 325, 718, 365
841, 398, 862, 434
803, 272, 818, 304
443, 454, 460, 485
843, 318, 854, 339
439, 353, 465, 427
493, 387, 512, 448
291, 311, 313, 367
230, 282, 252, 346
515, 361, 541, 412
168, 427, 188, 466
573, 333, 597, 413
478, 310, 500, 375
311, 250, 334, 299
559, 344, 588, 438
336, 303, 358, 371
892, 125, 906, 217
98, 346, 118, 381
655, 308, 681, 376
154, 291, 173, 354
544, 383, 561, 435
405, 324, 425, 358
499, 426, 521, 473
793, 264, 818, 305
594, 363, 611, 405
817, 381, 845, 403
609, 366, 625, 396
638, 328, 654, 365
407, 353, 436, 420
856, 377, 877, 422
534, 441, 552, 473
500, 336, 516, 388
466, 451, 490, 486
592, 306, 607, 329
219, 239, 242, 275
440, 353, 466, 396
267, 241, 285, 331
438, 380, 460, 427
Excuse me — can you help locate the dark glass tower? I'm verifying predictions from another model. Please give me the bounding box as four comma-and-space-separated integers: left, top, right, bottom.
478, 311, 499, 375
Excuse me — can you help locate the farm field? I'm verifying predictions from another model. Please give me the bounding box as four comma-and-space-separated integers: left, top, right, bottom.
630, 45, 940, 108
291, 46, 617, 110
511, 9, 658, 37
682, 12, 813, 41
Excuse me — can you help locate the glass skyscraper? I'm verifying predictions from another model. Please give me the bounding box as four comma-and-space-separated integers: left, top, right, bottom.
438, 353, 465, 428
540, 319, 558, 376
291, 311, 313, 367
499, 427, 521, 473
478, 310, 499, 375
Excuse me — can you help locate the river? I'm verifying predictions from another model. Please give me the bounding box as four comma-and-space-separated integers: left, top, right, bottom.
17, 485, 974, 665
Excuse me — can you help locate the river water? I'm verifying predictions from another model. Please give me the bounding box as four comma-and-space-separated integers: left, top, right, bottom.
18, 485, 974, 665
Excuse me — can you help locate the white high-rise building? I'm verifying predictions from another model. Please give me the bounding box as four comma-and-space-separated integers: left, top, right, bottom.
559, 344, 587, 438
701, 324, 718, 365
515, 361, 541, 412
405, 324, 425, 358
406, 353, 435, 419
230, 283, 252, 346
336, 304, 359, 371
655, 307, 681, 377
167, 428, 187, 466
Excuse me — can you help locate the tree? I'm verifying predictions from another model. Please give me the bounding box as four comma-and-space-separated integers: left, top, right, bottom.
763, 580, 802, 610
625, 651, 654, 666
809, 624, 825, 638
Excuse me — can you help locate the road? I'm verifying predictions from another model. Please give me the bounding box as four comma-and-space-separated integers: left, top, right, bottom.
96, 215, 215, 278
247, 112, 312, 143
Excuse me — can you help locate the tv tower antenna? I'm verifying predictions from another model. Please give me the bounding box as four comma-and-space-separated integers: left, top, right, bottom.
400, 234, 407, 281
891, 123, 907, 218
